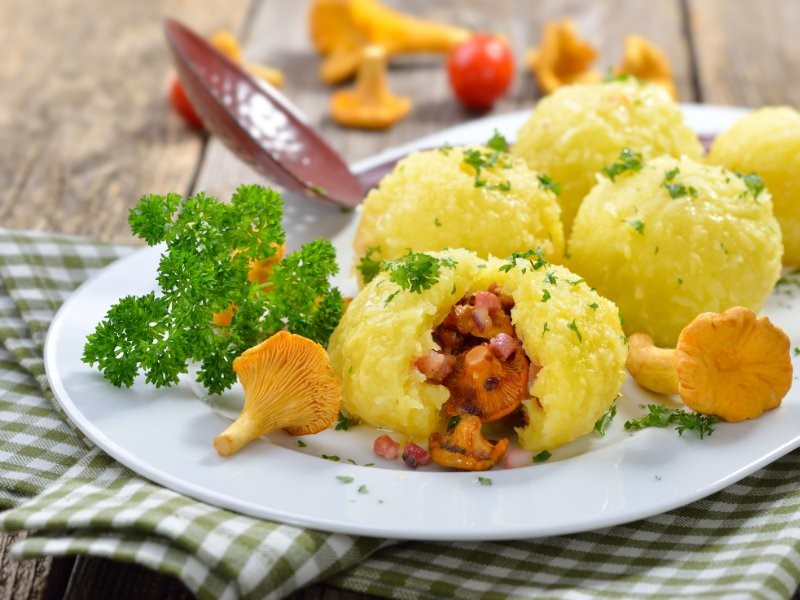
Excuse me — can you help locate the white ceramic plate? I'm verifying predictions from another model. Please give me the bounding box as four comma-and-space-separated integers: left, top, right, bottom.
45, 105, 800, 541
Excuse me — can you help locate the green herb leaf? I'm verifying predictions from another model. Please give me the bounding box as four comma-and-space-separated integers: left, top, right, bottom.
357, 246, 383, 284
335, 411, 353, 431
383, 251, 456, 294
83, 185, 342, 395
537, 173, 561, 196
336, 475, 354, 484
567, 319, 583, 342
476, 476, 493, 486
624, 404, 718, 439
627, 218, 645, 235
601, 148, 645, 181
594, 401, 618, 436
499, 248, 548, 273
533, 450, 552, 463
738, 172, 765, 198
486, 129, 508, 152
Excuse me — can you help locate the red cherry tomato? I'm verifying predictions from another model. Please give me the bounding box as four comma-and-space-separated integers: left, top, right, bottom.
168, 78, 204, 130
447, 34, 515, 110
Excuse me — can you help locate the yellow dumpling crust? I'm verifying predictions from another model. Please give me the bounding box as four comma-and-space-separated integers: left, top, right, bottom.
327, 249, 627, 453
353, 146, 565, 277
568, 155, 783, 348
512, 80, 703, 237
708, 106, 800, 265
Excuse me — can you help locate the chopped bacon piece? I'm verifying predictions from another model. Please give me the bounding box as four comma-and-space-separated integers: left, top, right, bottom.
471, 306, 491, 331
402, 440, 431, 468
489, 332, 519, 361
414, 350, 455, 382
473, 290, 502, 313
373, 434, 400, 461
503, 447, 533, 469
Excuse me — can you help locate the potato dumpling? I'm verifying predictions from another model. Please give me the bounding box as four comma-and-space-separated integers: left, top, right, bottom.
327, 248, 627, 453
568, 154, 782, 348
512, 79, 703, 236
353, 145, 564, 279
707, 106, 800, 264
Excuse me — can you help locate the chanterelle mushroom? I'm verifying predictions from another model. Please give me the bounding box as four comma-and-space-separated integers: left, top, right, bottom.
429, 414, 509, 471
213, 331, 342, 456
525, 19, 601, 94
309, 0, 470, 84
330, 44, 411, 129
626, 307, 793, 422
615, 34, 677, 99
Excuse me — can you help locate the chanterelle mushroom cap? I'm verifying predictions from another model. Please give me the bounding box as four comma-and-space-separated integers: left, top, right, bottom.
676, 307, 793, 422
213, 331, 342, 456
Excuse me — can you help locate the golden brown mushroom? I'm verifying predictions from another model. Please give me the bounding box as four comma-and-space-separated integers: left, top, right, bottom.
615, 34, 677, 99
330, 44, 411, 129
626, 307, 793, 422
309, 0, 470, 84
212, 244, 285, 328
525, 19, 601, 94
429, 414, 509, 471
213, 331, 342, 456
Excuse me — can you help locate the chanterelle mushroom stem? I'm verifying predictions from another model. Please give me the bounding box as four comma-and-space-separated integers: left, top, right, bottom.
626, 306, 793, 422
626, 332, 679, 394
330, 44, 411, 129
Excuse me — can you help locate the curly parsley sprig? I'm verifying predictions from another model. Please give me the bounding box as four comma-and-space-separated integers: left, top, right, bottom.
82, 184, 343, 395
624, 404, 718, 439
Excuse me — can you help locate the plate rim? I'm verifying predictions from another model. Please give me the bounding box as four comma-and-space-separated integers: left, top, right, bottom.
44, 103, 800, 541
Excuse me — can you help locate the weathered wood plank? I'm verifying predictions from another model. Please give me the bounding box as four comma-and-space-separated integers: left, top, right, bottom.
194, 0, 691, 202
688, 0, 800, 107
0, 0, 248, 243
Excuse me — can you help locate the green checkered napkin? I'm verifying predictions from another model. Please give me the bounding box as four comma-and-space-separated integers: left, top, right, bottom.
1, 227, 799, 600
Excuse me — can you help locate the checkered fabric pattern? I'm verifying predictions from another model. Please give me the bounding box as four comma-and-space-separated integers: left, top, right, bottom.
1, 226, 799, 599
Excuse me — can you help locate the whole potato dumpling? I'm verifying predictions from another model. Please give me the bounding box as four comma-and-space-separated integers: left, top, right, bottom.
353, 144, 564, 279
327, 248, 627, 453
512, 79, 703, 236
567, 154, 783, 348
707, 106, 800, 264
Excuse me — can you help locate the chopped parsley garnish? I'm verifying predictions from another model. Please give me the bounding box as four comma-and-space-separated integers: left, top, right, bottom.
82, 185, 343, 395
358, 484, 369, 494
738, 172, 765, 198
624, 404, 718, 439
383, 251, 457, 294
447, 415, 461, 431
537, 173, 561, 195
542, 321, 550, 336
541, 288, 551, 302
594, 401, 617, 436
567, 319, 583, 342
434, 217, 443, 227
664, 182, 698, 199
476, 476, 493, 486
297, 440, 307, 448
438, 143, 453, 156
601, 149, 645, 181
544, 271, 558, 285
627, 218, 645, 235
486, 129, 509, 152
357, 246, 383, 284
533, 450, 552, 463
462, 131, 512, 190
499, 248, 548, 273
336, 475, 354, 484
323, 454, 341, 461
335, 412, 353, 431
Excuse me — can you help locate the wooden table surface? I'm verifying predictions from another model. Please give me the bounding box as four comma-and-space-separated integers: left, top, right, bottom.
2, 1, 799, 598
